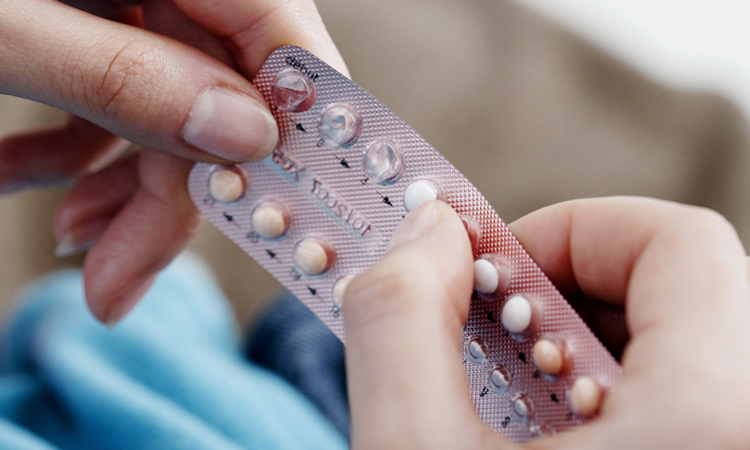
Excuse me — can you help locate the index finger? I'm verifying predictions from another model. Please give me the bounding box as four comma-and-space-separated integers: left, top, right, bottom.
168, 0, 348, 77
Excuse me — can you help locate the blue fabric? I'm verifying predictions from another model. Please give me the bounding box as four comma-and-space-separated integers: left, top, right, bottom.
0, 255, 347, 450
246, 292, 349, 439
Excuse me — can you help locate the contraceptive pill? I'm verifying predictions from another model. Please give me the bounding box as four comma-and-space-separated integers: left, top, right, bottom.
403, 179, 442, 212
189, 46, 622, 442
332, 275, 355, 309
474, 259, 499, 293
512, 394, 534, 421
293, 239, 334, 276
501, 295, 534, 335
467, 337, 489, 365
250, 202, 290, 240
208, 167, 246, 203
473, 253, 511, 298
532, 339, 565, 376
489, 366, 511, 395
569, 376, 603, 417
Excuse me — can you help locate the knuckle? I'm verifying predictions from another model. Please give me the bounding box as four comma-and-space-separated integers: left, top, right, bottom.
345, 255, 429, 319
681, 206, 736, 238
88, 38, 171, 120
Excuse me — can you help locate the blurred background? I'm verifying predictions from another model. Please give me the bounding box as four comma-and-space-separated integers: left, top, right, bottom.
1, 0, 748, 327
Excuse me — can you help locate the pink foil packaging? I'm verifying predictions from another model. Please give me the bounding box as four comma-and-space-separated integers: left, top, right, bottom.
188, 46, 622, 442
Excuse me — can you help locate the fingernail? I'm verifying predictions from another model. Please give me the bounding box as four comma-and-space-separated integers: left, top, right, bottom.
55, 217, 110, 258
104, 275, 156, 328
83, 139, 135, 175
388, 200, 443, 250
183, 87, 279, 161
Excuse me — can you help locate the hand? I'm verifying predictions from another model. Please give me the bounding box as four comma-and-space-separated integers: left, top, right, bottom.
0, 0, 346, 325
343, 197, 750, 450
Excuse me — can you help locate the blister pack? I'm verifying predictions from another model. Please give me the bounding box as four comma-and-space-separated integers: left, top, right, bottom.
188, 46, 622, 442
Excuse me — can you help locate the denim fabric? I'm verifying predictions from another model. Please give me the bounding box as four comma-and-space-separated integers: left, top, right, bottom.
246, 292, 349, 440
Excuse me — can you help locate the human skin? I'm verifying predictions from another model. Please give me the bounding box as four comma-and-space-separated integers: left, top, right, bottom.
0, 0, 347, 325
344, 197, 750, 450
3, 3, 750, 447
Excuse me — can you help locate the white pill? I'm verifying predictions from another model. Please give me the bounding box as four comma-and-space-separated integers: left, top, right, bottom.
532, 339, 564, 376
466, 337, 488, 365
501, 295, 533, 334
514, 399, 528, 417
332, 276, 355, 309
512, 395, 533, 419
570, 376, 603, 417
251, 205, 288, 239
209, 168, 245, 203
403, 180, 438, 212
489, 367, 511, 394
294, 239, 332, 276
474, 259, 499, 294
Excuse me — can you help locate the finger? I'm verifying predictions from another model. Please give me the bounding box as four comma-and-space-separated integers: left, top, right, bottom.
52, 154, 140, 257
0, 116, 131, 192
0, 1, 278, 163
142, 0, 233, 67
166, 0, 349, 76
61, 0, 142, 19
506, 197, 750, 338
82, 149, 201, 325
344, 201, 506, 450
509, 198, 750, 450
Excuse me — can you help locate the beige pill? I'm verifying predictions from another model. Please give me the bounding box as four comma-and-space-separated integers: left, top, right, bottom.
570, 376, 603, 417
209, 168, 245, 203
332, 276, 355, 309
294, 239, 332, 276
251, 205, 288, 239
532, 339, 564, 376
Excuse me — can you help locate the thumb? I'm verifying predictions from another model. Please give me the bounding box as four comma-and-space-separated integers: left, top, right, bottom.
343, 200, 502, 449
0, 0, 276, 163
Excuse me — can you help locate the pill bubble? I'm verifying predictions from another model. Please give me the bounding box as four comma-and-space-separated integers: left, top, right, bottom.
460, 215, 482, 253
501, 295, 533, 334
251, 203, 290, 240
403, 179, 443, 212
511, 394, 534, 421
293, 239, 335, 276
209, 167, 246, 203
489, 365, 511, 395
474, 259, 499, 294
532, 339, 565, 376
362, 140, 405, 185
474, 254, 511, 300
319, 103, 362, 147
332, 275, 355, 309
570, 376, 603, 417
530, 423, 555, 438
466, 336, 489, 365
272, 68, 316, 112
